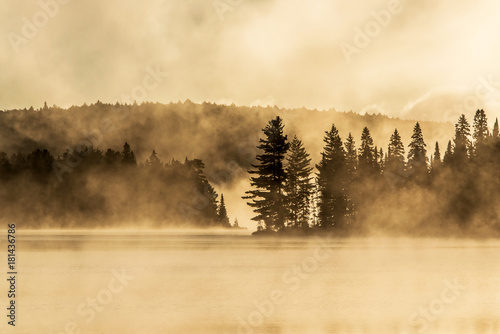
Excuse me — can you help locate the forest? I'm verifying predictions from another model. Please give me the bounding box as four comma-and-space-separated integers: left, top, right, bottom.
245, 110, 500, 237
0, 142, 232, 228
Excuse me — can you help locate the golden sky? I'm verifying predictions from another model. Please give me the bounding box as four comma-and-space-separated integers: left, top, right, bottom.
2, 0, 500, 122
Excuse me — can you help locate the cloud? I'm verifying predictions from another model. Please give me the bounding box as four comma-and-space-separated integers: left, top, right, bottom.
2, 0, 500, 121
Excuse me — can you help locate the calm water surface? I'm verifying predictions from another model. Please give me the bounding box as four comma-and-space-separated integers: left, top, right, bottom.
3, 231, 500, 334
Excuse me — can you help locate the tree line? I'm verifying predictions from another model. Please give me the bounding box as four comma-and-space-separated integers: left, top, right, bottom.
245, 110, 500, 236
0, 143, 233, 228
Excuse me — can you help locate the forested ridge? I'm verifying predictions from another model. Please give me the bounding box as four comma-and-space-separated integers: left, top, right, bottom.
0, 100, 452, 184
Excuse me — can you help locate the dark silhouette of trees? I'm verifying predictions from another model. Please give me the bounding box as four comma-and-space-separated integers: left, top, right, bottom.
443, 140, 453, 165
453, 114, 471, 165
217, 194, 230, 227
2, 105, 500, 235
0, 151, 12, 179
344, 133, 357, 224
146, 150, 162, 169
185, 158, 219, 224
105, 149, 122, 166
316, 123, 347, 230
285, 136, 313, 229
358, 127, 376, 177
244, 116, 289, 231
0, 141, 228, 228
493, 118, 499, 140
432, 142, 441, 165
386, 129, 405, 186
473, 109, 489, 159
245, 111, 500, 236
430, 142, 442, 173
122, 142, 137, 166
407, 122, 428, 183
377, 147, 384, 171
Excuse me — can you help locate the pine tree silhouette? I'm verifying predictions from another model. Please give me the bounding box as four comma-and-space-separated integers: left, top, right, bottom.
407, 122, 428, 183
316, 123, 348, 230
358, 127, 376, 177
386, 129, 405, 182
122, 142, 137, 166
244, 116, 289, 231
285, 135, 314, 229
217, 194, 230, 227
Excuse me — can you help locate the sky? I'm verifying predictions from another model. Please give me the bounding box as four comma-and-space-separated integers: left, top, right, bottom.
2, 0, 500, 122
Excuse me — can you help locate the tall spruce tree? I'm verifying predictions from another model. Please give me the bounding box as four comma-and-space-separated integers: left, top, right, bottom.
454, 114, 471, 164
378, 147, 384, 170
386, 129, 405, 178
407, 122, 428, 182
185, 158, 219, 224
122, 142, 137, 166
431, 142, 441, 169
344, 133, 357, 223
344, 133, 357, 178
473, 109, 489, 159
285, 136, 314, 229
316, 124, 347, 230
217, 194, 230, 227
493, 118, 499, 141
244, 116, 289, 231
443, 140, 453, 165
146, 150, 162, 168
358, 127, 376, 177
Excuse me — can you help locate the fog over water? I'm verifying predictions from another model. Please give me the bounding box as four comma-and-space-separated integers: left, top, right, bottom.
2, 1, 500, 332
2, 231, 500, 334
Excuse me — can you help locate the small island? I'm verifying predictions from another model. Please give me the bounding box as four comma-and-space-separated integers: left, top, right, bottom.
245, 111, 500, 238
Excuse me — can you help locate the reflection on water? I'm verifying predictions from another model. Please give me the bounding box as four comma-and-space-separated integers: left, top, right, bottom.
2, 231, 500, 333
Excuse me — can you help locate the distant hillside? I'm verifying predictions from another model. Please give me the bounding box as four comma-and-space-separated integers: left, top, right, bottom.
0, 101, 454, 185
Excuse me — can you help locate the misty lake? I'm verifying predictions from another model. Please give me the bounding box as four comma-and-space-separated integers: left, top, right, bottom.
5, 231, 500, 334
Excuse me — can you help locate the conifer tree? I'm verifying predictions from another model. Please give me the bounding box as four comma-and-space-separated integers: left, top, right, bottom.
386, 129, 405, 178
358, 127, 376, 177
374, 146, 381, 173
344, 133, 357, 223
285, 136, 314, 229
185, 158, 219, 224
344, 133, 357, 179
431, 142, 441, 169
244, 116, 289, 231
217, 194, 230, 227
146, 150, 162, 168
378, 147, 384, 171
443, 140, 453, 165
407, 122, 428, 182
493, 118, 499, 141
122, 142, 137, 166
473, 109, 489, 158
454, 114, 471, 164
316, 123, 347, 230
